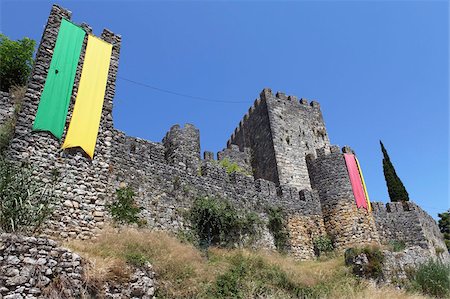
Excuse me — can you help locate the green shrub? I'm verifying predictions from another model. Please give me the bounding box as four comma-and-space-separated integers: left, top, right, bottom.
409, 259, 450, 298
125, 252, 148, 267
344, 246, 384, 280
0, 158, 57, 234
107, 186, 142, 226
313, 236, 334, 256
210, 253, 307, 298
0, 34, 35, 92
218, 158, 250, 175
266, 207, 289, 253
188, 196, 262, 248
388, 240, 406, 252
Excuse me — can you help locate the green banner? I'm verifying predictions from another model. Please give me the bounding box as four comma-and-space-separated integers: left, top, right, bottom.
33, 19, 85, 139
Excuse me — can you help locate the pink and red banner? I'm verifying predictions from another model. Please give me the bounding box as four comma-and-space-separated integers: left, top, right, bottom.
344, 153, 368, 210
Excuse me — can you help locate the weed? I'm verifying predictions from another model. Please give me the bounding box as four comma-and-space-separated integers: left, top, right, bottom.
344, 245, 384, 280
388, 240, 406, 252
266, 206, 289, 253
107, 186, 142, 226
409, 259, 450, 298
313, 235, 334, 257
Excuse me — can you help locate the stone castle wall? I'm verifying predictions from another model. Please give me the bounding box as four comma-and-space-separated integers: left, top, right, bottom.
110, 126, 326, 258
0, 233, 157, 298
0, 91, 16, 127
0, 233, 85, 298
372, 201, 449, 260
306, 145, 380, 249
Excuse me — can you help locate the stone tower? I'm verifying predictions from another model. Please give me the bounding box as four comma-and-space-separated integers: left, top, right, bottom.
6, 4, 121, 239
227, 88, 330, 190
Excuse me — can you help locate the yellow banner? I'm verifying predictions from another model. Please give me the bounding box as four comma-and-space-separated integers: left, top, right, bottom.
355, 156, 372, 212
62, 35, 112, 158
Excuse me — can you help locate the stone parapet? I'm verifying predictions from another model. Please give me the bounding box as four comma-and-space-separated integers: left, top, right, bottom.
372, 201, 449, 260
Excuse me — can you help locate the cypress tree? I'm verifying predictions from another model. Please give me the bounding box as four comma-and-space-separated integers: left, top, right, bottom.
380, 141, 409, 202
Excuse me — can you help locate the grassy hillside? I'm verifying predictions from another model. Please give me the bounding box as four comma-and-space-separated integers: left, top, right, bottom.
66, 227, 430, 299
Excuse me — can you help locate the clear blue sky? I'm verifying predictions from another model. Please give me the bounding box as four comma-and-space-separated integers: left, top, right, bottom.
1, 1, 448, 218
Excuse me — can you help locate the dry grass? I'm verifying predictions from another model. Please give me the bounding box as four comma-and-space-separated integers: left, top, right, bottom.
66, 227, 429, 299
66, 227, 213, 298
9, 85, 27, 102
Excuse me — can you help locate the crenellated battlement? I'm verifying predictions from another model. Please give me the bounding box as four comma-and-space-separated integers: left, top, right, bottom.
372, 201, 448, 256
226, 88, 323, 150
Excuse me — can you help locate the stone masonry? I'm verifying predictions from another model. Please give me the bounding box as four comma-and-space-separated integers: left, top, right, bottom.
0, 233, 156, 298
306, 145, 380, 249
6, 4, 120, 240
372, 201, 448, 260
1, 3, 448, 264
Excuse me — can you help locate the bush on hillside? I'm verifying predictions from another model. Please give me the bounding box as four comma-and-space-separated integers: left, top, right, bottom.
344, 246, 385, 280
211, 252, 307, 298
188, 196, 262, 248
409, 259, 450, 298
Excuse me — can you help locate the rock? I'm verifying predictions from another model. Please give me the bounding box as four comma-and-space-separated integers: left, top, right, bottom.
93, 211, 104, 217
22, 258, 36, 265
63, 200, 73, 208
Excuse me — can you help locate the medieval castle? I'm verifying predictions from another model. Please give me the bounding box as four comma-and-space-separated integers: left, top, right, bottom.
0, 4, 447, 262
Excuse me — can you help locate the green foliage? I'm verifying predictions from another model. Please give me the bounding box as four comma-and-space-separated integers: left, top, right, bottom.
438, 210, 450, 252
218, 158, 249, 175
176, 229, 199, 246
388, 240, 406, 252
188, 196, 262, 248
266, 207, 289, 253
344, 246, 385, 280
409, 259, 450, 298
125, 252, 148, 267
0, 158, 57, 234
380, 141, 409, 202
210, 253, 307, 298
107, 186, 142, 225
0, 34, 35, 92
313, 236, 334, 256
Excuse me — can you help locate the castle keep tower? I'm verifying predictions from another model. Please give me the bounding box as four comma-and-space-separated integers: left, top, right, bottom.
227, 88, 329, 190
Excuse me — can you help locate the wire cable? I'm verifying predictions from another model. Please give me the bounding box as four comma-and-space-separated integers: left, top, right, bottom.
117, 76, 251, 104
